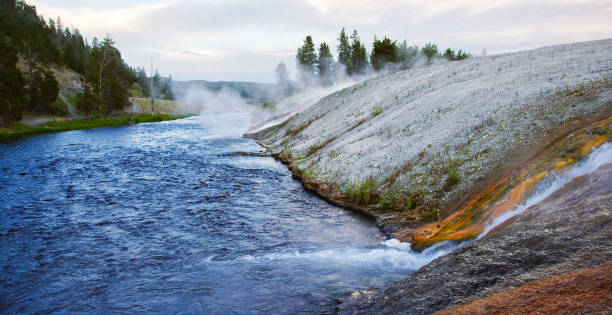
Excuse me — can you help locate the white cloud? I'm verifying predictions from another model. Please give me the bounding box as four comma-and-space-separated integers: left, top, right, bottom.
32, 2, 171, 34
29, 0, 612, 82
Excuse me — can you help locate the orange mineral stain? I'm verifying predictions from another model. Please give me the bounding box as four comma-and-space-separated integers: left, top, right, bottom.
412, 119, 611, 250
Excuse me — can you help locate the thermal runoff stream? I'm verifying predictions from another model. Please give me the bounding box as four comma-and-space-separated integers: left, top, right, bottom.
0, 116, 455, 313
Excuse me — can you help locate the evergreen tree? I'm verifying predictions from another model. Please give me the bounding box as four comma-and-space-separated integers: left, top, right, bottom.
296, 35, 317, 74
318, 42, 334, 85
337, 27, 352, 74
160, 74, 174, 100
76, 84, 102, 115
152, 70, 161, 99
422, 42, 439, 62
454, 49, 470, 61
134, 67, 150, 97
397, 40, 419, 69
85, 35, 133, 115
0, 35, 25, 124
39, 71, 59, 110
443, 48, 455, 60
350, 30, 368, 74
25, 70, 59, 113
0, 0, 137, 119
370, 36, 399, 71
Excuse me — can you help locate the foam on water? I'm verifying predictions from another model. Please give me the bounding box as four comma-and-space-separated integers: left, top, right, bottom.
238, 238, 464, 271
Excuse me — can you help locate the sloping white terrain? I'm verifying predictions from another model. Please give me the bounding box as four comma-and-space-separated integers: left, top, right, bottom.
258, 39, 612, 226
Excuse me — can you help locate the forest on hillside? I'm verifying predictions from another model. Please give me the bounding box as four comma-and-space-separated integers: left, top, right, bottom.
0, 0, 173, 124
274, 28, 470, 95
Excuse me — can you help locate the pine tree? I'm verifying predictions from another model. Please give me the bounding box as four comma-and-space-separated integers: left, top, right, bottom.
296, 35, 317, 74
350, 30, 368, 74
397, 40, 418, 69
337, 27, 352, 74
318, 42, 334, 85
0, 36, 25, 124
370, 36, 399, 71
152, 70, 161, 99
422, 42, 439, 62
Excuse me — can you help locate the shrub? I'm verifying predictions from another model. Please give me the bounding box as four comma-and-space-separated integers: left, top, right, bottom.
421, 208, 439, 219
444, 168, 461, 191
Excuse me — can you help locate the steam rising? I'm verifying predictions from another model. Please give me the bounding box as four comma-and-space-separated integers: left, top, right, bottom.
173, 65, 381, 137
177, 87, 252, 137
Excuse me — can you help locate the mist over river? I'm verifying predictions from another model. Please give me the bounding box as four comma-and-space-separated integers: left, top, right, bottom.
0, 116, 451, 313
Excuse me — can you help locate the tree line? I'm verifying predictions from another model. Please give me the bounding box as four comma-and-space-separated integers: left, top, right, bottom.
277, 28, 471, 91
0, 0, 173, 124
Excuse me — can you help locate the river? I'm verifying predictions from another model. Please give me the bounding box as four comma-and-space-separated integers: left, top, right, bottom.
0, 116, 451, 313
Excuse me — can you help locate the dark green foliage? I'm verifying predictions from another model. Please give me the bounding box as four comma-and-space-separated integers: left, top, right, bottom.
152, 70, 161, 98
26, 70, 59, 113
76, 85, 104, 115
0, 35, 25, 124
84, 36, 135, 115
134, 67, 150, 97
422, 42, 439, 61
337, 28, 352, 74
370, 36, 399, 71
397, 41, 419, 69
296, 35, 318, 73
443, 48, 470, 61
453, 49, 469, 61
318, 42, 334, 85
1, 0, 61, 66
0, 0, 139, 122
443, 48, 455, 60
421, 208, 439, 219
444, 168, 461, 191
60, 29, 88, 73
350, 30, 368, 74
159, 75, 174, 100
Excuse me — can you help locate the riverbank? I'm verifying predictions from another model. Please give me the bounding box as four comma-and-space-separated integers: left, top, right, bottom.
250, 38, 612, 240
0, 114, 190, 142
338, 158, 612, 313
248, 39, 612, 313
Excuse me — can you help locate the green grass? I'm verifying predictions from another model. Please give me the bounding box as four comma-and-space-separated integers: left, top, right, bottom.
0, 114, 190, 142
345, 176, 379, 204
421, 208, 439, 220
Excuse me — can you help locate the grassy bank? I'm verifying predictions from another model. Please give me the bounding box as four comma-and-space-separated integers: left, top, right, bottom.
0, 114, 190, 142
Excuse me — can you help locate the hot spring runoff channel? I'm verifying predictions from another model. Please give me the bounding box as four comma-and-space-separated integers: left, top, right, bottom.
0, 115, 453, 313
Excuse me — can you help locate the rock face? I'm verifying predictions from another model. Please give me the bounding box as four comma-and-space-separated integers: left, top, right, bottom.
256, 39, 612, 235
439, 262, 612, 314
336, 163, 612, 314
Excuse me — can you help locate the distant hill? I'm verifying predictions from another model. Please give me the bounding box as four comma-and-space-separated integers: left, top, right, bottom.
173, 80, 278, 104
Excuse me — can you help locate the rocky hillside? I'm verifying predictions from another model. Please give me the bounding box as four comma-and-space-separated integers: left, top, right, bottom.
253, 39, 612, 237
337, 157, 611, 313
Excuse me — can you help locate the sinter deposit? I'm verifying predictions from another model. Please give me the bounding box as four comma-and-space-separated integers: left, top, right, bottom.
254, 38, 612, 238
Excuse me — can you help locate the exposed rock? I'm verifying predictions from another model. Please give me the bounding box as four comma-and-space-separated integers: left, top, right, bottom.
439, 262, 612, 314
336, 164, 612, 314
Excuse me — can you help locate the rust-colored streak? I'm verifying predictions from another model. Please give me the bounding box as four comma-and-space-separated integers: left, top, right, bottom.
412, 119, 612, 250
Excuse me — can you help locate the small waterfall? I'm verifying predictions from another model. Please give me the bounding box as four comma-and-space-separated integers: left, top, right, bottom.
478, 141, 612, 239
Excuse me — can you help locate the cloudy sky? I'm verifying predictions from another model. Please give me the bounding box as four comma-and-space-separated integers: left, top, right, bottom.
30, 0, 612, 83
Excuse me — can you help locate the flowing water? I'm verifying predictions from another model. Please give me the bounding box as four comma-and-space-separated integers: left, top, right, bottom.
479, 141, 612, 238
0, 116, 455, 313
